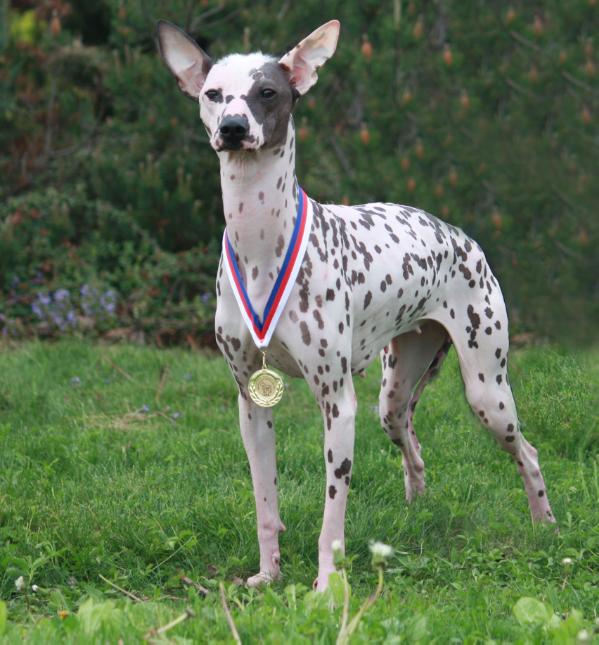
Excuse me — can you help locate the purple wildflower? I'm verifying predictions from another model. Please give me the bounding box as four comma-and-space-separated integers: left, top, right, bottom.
100, 290, 117, 315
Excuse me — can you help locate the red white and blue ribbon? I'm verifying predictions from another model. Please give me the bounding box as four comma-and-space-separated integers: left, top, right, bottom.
222, 187, 313, 349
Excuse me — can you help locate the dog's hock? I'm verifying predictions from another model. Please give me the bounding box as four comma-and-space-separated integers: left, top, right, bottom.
156, 20, 212, 99
279, 19, 340, 95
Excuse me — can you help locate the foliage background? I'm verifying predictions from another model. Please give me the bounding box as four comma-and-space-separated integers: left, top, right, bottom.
1, 0, 597, 345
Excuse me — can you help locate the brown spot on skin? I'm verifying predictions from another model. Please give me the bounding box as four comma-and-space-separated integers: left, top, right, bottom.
326, 289, 335, 301
505, 435, 515, 442
507, 423, 514, 432
313, 309, 324, 330
538, 490, 544, 497
332, 403, 339, 418
327, 449, 333, 463
467, 305, 480, 329
275, 235, 285, 257
329, 485, 337, 499
300, 321, 311, 345
258, 191, 265, 203
364, 291, 372, 309
334, 458, 352, 479
239, 202, 244, 213
289, 310, 298, 323
478, 373, 485, 382
252, 266, 259, 280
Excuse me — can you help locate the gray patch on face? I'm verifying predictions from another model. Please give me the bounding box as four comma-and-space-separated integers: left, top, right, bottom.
241, 62, 295, 149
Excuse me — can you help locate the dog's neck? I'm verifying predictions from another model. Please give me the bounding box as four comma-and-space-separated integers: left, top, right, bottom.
218, 120, 299, 295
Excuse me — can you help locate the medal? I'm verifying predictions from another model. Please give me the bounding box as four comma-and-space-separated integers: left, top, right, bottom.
248, 352, 284, 408
222, 188, 313, 407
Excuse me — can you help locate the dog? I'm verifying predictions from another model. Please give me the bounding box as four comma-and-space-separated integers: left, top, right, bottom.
156, 19, 555, 591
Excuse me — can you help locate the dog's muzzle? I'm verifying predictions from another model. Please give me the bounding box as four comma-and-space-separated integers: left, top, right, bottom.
219, 115, 250, 150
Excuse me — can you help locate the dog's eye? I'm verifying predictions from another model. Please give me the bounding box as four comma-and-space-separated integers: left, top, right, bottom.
260, 88, 277, 99
205, 89, 221, 101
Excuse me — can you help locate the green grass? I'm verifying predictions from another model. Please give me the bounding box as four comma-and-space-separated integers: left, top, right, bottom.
0, 340, 597, 643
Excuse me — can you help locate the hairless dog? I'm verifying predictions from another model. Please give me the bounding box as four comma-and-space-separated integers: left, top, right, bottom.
157, 19, 555, 591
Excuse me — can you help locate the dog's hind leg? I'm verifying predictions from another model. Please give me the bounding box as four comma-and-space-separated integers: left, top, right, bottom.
379, 321, 450, 501
435, 283, 555, 523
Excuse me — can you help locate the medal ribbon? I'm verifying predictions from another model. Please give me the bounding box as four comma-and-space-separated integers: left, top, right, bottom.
222, 187, 313, 349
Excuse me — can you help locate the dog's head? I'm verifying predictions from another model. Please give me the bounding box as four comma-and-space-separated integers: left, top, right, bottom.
156, 20, 339, 152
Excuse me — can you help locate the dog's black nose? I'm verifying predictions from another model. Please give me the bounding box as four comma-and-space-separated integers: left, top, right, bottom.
219, 115, 249, 146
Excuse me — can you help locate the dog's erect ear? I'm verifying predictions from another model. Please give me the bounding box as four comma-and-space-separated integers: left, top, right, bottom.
156, 20, 212, 100
278, 20, 340, 95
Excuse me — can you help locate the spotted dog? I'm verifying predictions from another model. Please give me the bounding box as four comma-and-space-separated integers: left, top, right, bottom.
157, 19, 555, 591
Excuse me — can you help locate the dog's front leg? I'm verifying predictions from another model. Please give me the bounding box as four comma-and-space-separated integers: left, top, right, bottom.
238, 392, 285, 587
315, 384, 357, 591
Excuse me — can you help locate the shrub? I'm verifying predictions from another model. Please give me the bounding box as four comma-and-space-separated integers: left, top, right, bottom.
1, 1, 597, 344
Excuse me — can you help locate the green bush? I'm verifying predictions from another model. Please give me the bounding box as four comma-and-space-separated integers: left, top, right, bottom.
0, 0, 597, 343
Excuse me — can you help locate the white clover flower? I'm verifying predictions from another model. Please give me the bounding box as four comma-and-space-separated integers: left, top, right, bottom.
370, 541, 393, 558
369, 541, 394, 567
332, 539, 345, 568
32, 584, 39, 593
561, 557, 574, 566
15, 576, 25, 591
576, 629, 590, 643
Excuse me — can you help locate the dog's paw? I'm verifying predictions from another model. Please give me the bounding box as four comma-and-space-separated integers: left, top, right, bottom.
246, 570, 280, 588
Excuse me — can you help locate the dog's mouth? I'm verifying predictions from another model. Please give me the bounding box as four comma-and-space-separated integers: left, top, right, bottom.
213, 135, 261, 153
210, 134, 262, 152
218, 141, 242, 151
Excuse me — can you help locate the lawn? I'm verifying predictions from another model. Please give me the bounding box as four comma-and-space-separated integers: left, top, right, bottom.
0, 340, 597, 643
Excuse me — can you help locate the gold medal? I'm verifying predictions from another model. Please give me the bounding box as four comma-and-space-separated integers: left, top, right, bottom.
248, 352, 284, 408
